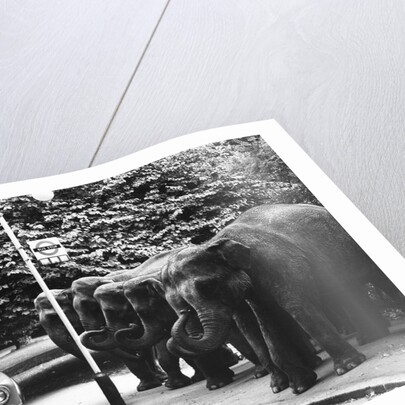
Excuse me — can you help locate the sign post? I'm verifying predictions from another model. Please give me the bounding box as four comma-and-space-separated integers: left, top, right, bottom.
0, 214, 126, 405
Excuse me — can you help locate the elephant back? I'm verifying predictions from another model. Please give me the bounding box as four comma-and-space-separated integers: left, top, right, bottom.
235, 204, 376, 285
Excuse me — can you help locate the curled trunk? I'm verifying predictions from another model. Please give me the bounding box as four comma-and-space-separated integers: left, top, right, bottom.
80, 327, 116, 351
171, 308, 232, 353
166, 336, 199, 358
114, 321, 164, 351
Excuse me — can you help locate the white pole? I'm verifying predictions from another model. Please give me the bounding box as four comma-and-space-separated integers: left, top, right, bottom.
1, 213, 126, 404
0, 214, 101, 374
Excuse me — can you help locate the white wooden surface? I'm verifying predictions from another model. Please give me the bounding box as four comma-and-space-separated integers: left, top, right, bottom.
0, 0, 168, 180
1, 0, 405, 256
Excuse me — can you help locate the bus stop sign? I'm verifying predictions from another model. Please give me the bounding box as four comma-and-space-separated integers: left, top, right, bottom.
27, 237, 70, 265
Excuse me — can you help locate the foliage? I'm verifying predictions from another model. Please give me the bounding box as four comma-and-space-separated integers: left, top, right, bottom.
0, 136, 319, 348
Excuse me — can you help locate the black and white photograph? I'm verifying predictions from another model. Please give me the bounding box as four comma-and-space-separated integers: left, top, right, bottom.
3, 2, 405, 404
1, 132, 405, 405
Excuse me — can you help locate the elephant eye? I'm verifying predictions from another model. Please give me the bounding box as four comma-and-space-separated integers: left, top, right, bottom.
195, 279, 218, 297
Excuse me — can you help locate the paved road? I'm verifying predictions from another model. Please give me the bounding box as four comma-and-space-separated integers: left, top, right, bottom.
26, 324, 405, 405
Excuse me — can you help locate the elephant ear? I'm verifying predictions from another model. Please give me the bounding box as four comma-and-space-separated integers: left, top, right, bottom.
137, 278, 165, 297
63, 288, 73, 301
207, 238, 251, 271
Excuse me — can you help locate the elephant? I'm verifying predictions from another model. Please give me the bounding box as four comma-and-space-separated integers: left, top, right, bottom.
159, 204, 396, 394
113, 274, 270, 390
239, 204, 394, 344
68, 250, 245, 391
34, 288, 167, 392
115, 268, 322, 393
71, 274, 176, 391
80, 256, 251, 390
88, 280, 206, 390
71, 252, 184, 350
34, 289, 85, 359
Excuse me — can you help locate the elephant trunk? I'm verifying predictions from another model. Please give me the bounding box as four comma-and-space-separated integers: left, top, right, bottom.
183, 309, 204, 338
166, 337, 199, 358
171, 308, 231, 353
80, 327, 116, 351
114, 320, 164, 351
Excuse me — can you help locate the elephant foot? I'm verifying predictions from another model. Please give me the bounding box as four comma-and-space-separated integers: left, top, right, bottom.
206, 368, 234, 390
165, 373, 192, 390
334, 351, 366, 375
191, 369, 205, 383
269, 368, 289, 393
288, 368, 317, 395
155, 370, 168, 382
356, 328, 390, 346
254, 364, 269, 379
137, 378, 162, 392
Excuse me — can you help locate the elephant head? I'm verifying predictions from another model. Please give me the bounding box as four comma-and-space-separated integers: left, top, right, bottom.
164, 238, 252, 354
114, 276, 177, 350
79, 281, 141, 351
35, 289, 85, 359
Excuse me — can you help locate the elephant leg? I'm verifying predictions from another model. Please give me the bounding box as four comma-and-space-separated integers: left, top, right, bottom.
166, 336, 234, 389
340, 284, 389, 345
121, 351, 163, 392
269, 292, 366, 378
155, 338, 192, 389
322, 297, 355, 335
233, 301, 287, 392
164, 342, 205, 382
247, 297, 317, 395
150, 346, 168, 381
193, 349, 235, 391
227, 324, 269, 379
217, 344, 240, 368
178, 310, 235, 390
183, 358, 205, 383
35, 290, 84, 359
273, 306, 322, 369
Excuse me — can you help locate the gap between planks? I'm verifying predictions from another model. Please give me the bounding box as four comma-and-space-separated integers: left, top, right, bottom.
88, 0, 172, 168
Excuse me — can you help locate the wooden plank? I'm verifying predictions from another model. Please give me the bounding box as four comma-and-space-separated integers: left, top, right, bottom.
94, 0, 405, 255
0, 0, 168, 183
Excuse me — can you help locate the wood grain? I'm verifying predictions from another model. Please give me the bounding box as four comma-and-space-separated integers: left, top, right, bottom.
93, 0, 405, 255
0, 0, 167, 182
